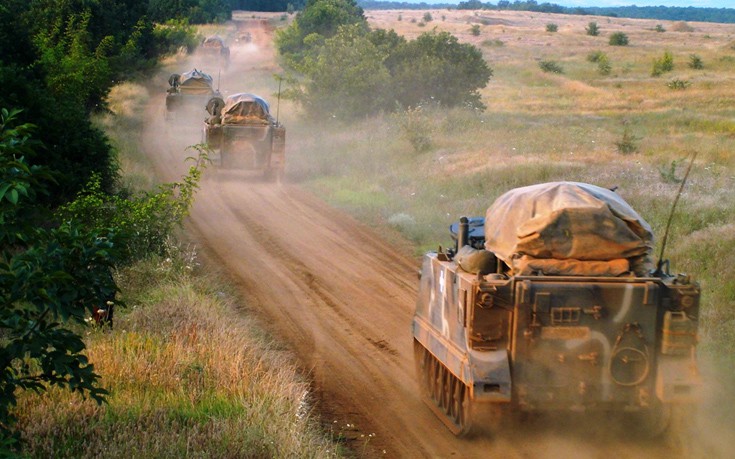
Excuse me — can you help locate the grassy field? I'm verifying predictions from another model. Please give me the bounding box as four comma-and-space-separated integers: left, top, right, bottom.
287, 10, 735, 362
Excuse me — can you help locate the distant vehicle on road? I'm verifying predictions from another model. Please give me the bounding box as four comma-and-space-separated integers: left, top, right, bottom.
203, 93, 285, 181
165, 69, 220, 120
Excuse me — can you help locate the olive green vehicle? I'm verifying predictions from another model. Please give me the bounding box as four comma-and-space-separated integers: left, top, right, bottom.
413, 182, 700, 437
203, 93, 285, 181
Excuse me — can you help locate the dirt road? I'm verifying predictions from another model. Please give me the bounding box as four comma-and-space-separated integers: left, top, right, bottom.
140, 16, 715, 459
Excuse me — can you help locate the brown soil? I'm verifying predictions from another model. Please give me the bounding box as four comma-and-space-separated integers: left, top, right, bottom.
140, 14, 705, 459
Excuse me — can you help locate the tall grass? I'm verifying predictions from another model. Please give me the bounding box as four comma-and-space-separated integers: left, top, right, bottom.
16, 253, 340, 458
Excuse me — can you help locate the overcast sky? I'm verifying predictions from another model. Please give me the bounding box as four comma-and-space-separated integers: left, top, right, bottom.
403, 1, 732, 7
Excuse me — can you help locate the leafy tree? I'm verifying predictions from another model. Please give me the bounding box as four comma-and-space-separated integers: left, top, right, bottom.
586, 21, 600, 36
385, 31, 492, 110
609, 32, 629, 46
298, 25, 391, 119
0, 109, 116, 450
275, 0, 367, 65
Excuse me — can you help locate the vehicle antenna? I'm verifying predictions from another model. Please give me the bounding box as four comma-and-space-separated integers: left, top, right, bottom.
276, 77, 282, 125
654, 151, 698, 276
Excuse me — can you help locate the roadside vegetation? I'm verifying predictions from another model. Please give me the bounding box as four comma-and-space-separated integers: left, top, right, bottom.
1, 1, 343, 457
13, 82, 344, 457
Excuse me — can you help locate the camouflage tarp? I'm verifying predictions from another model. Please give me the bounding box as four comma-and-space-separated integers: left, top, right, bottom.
484, 182, 654, 276
178, 69, 214, 95
221, 93, 273, 125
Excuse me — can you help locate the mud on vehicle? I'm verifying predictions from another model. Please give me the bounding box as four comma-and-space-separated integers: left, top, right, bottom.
203, 93, 285, 181
413, 182, 700, 437
165, 69, 220, 120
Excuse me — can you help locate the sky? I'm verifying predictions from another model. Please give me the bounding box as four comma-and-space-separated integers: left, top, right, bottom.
401, 0, 733, 7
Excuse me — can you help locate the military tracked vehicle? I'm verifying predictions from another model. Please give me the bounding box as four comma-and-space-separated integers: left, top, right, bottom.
413, 182, 700, 437
165, 69, 220, 120
203, 93, 285, 181
198, 35, 230, 68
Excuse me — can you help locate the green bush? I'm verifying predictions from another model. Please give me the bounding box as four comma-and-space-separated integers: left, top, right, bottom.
615, 123, 639, 154
587, 50, 606, 62
651, 50, 674, 77
689, 54, 704, 69
470, 24, 481, 36
609, 32, 629, 46
597, 54, 612, 75
655, 24, 666, 32
423, 12, 433, 22
586, 21, 600, 36
539, 60, 563, 74
59, 152, 204, 266
396, 106, 433, 153
546, 23, 558, 32
152, 19, 199, 55
667, 78, 691, 90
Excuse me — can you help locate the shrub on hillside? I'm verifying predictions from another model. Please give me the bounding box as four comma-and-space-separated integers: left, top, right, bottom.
609, 32, 629, 46
470, 24, 481, 36
689, 54, 704, 69
546, 23, 558, 32
651, 50, 674, 77
615, 123, 639, 154
655, 24, 666, 32
667, 78, 691, 90
586, 22, 600, 36
539, 60, 563, 74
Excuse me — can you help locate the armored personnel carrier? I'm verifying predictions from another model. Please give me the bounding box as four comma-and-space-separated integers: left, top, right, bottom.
198, 35, 230, 68
165, 69, 220, 120
413, 182, 700, 437
203, 93, 285, 181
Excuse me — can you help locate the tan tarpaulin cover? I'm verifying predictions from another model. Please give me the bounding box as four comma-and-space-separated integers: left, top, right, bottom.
484, 182, 654, 276
179, 69, 214, 95
202, 36, 225, 48
221, 93, 273, 125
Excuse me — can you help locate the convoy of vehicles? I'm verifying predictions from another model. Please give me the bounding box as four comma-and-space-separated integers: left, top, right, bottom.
412, 182, 700, 437
163, 27, 702, 444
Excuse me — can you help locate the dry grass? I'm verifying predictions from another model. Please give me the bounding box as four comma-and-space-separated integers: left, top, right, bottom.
16, 254, 341, 458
